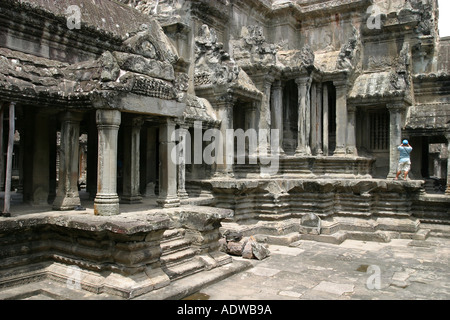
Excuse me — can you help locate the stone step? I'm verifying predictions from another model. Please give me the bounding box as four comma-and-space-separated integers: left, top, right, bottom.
161, 238, 191, 254
162, 258, 205, 281
299, 231, 348, 245
420, 223, 450, 238
161, 248, 197, 267
161, 229, 186, 242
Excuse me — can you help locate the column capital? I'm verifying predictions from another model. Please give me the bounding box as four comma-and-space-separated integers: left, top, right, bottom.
295, 76, 311, 86
60, 111, 84, 123
96, 109, 121, 128
123, 116, 144, 128
332, 76, 349, 89
216, 93, 237, 109
272, 80, 283, 90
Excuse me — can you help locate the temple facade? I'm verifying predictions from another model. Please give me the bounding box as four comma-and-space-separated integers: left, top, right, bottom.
0, 0, 449, 299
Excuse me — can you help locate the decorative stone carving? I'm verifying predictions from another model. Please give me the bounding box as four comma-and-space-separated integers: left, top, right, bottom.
336, 27, 361, 71
278, 44, 315, 72
231, 25, 278, 69
390, 42, 412, 93
194, 25, 240, 87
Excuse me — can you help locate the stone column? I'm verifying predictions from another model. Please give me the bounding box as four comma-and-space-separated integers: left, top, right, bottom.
94, 110, 121, 216
387, 104, 406, 179
271, 80, 284, 155
310, 82, 318, 155
122, 117, 144, 204
0, 104, 4, 191
244, 101, 258, 157
177, 124, 189, 200
446, 133, 450, 195
48, 116, 57, 203
215, 96, 235, 176
53, 112, 83, 210
2, 102, 15, 216
333, 80, 348, 156
20, 110, 49, 206
315, 82, 323, 155
157, 118, 180, 208
256, 76, 274, 155
145, 126, 158, 197
346, 105, 358, 156
87, 112, 98, 200
295, 76, 312, 156
322, 83, 329, 156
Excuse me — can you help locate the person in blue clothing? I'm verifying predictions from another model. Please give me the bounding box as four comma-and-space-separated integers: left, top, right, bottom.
395, 140, 413, 181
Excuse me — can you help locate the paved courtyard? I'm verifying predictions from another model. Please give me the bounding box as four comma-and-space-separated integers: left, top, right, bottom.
0, 234, 449, 301
185, 236, 450, 300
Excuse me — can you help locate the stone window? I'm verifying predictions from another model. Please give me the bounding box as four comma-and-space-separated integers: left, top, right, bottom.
369, 111, 389, 151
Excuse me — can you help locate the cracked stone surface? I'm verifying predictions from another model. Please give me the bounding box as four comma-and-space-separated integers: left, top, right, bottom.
195, 237, 450, 300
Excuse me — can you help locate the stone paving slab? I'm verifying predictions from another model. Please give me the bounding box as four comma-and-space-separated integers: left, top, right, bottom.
193, 237, 450, 300
1, 236, 449, 301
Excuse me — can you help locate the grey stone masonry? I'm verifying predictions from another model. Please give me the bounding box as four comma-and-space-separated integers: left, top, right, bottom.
94, 110, 121, 216
53, 111, 83, 211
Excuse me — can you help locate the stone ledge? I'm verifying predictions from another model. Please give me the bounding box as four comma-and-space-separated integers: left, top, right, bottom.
0, 210, 171, 235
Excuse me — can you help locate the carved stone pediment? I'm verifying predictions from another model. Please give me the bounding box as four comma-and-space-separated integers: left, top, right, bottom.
194, 24, 240, 88
231, 25, 278, 70
122, 21, 180, 65
278, 44, 315, 72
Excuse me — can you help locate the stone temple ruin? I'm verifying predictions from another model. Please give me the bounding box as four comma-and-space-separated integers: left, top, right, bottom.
0, 0, 449, 299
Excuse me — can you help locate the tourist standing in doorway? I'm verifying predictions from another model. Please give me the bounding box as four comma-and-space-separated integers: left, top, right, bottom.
395, 140, 413, 181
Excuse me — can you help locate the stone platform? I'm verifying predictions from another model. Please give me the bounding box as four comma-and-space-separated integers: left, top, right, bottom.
188, 178, 449, 245
0, 193, 249, 299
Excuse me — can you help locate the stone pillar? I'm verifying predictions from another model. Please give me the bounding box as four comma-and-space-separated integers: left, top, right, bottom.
256, 76, 274, 155
94, 110, 121, 216
322, 83, 329, 156
177, 124, 189, 200
87, 112, 98, 200
215, 96, 235, 176
315, 82, 323, 155
295, 76, 312, 156
346, 105, 358, 156
122, 117, 144, 204
157, 118, 180, 208
446, 133, 450, 195
0, 104, 4, 191
271, 80, 284, 155
333, 80, 348, 156
48, 116, 57, 203
310, 82, 318, 155
145, 126, 158, 197
53, 112, 83, 210
245, 102, 258, 156
387, 104, 406, 179
20, 110, 50, 205
2, 102, 15, 216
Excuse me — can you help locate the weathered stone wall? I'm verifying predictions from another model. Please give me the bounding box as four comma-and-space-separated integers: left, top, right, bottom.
0, 206, 234, 298
207, 179, 425, 223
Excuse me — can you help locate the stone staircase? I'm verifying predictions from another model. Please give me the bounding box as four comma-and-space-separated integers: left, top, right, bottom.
160, 229, 204, 281
297, 216, 431, 245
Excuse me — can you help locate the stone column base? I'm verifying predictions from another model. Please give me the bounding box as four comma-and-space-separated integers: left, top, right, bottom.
94, 194, 120, 216
177, 191, 189, 200
333, 147, 347, 156
295, 146, 311, 156
120, 195, 143, 204
157, 196, 180, 208
52, 195, 81, 211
